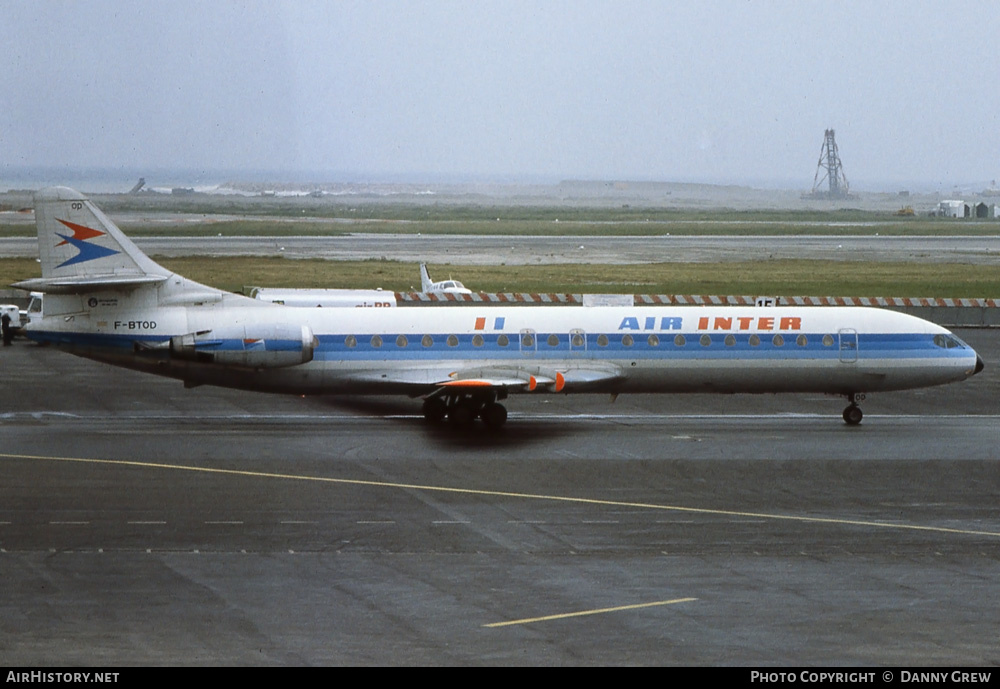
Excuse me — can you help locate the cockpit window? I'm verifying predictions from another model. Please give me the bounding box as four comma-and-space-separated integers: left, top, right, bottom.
933, 334, 964, 349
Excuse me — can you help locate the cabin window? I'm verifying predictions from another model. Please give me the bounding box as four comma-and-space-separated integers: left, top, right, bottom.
772, 334, 784, 347
822, 334, 835, 347
749, 334, 760, 346
472, 334, 484, 347
648, 334, 659, 347
699, 334, 711, 347
421, 335, 433, 347
796, 335, 808, 347
547, 334, 560, 347
497, 334, 509, 347
674, 334, 686, 347
448, 334, 459, 347
345, 335, 357, 348
621, 334, 634, 347
521, 333, 535, 347
597, 334, 609, 347
396, 335, 408, 347
571, 332, 585, 347
370, 335, 382, 348
724, 334, 736, 347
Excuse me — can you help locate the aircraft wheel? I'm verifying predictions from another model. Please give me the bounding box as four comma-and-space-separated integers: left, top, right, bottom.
481, 402, 508, 430
842, 404, 863, 426
449, 400, 478, 427
422, 397, 447, 423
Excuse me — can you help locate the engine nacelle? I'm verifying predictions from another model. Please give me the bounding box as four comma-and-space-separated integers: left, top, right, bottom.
170, 324, 317, 369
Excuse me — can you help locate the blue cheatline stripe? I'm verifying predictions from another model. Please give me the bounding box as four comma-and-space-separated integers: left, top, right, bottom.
311, 331, 968, 363
27, 330, 972, 363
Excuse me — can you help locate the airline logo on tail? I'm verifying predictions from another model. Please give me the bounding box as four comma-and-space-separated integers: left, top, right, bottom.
54, 218, 120, 268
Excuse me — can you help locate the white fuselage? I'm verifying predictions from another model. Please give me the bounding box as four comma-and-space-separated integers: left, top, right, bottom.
27, 293, 980, 398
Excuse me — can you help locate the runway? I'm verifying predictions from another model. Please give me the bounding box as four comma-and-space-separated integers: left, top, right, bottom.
3, 233, 1000, 264
1, 329, 998, 664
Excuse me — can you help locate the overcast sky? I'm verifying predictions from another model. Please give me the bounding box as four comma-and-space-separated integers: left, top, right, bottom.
2, 1, 998, 189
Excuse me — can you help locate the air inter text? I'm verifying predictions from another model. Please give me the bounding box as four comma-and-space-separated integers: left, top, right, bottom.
617, 316, 803, 332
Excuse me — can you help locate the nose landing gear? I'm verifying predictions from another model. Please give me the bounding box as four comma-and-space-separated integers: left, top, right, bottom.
842, 392, 865, 426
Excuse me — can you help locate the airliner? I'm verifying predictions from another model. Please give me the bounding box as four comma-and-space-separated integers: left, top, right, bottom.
14, 187, 983, 428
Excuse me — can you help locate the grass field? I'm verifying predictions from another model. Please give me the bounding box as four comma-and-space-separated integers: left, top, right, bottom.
3, 256, 997, 297
3, 201, 1000, 238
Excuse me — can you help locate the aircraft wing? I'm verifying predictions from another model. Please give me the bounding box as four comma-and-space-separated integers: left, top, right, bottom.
438, 375, 535, 389
343, 366, 532, 389
343, 365, 623, 393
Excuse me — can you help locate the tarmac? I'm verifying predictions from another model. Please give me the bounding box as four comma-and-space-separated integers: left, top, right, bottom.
1, 328, 998, 665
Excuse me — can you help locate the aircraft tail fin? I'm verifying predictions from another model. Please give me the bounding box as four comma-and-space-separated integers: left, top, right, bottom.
15, 186, 170, 293
420, 263, 433, 292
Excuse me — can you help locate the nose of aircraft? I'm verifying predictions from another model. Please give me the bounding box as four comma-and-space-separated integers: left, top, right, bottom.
974, 355, 985, 375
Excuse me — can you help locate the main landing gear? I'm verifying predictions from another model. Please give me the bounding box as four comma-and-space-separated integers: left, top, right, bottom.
842, 392, 865, 426
422, 390, 508, 430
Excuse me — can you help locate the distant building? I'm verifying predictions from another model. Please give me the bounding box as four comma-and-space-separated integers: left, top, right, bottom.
938, 200, 966, 218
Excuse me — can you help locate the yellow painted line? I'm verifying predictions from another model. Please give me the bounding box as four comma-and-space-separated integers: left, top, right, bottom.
2, 451, 1000, 538
484, 597, 698, 628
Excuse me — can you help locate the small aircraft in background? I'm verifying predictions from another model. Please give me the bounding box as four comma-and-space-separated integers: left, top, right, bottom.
420, 263, 472, 295
14, 187, 983, 429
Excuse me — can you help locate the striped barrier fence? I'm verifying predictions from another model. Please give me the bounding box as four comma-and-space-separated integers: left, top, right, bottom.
396, 292, 999, 308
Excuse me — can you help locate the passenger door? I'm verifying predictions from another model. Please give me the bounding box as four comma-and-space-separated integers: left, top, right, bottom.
838, 329, 858, 363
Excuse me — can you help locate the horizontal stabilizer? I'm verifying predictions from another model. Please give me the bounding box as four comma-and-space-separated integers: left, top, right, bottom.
13, 273, 168, 294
